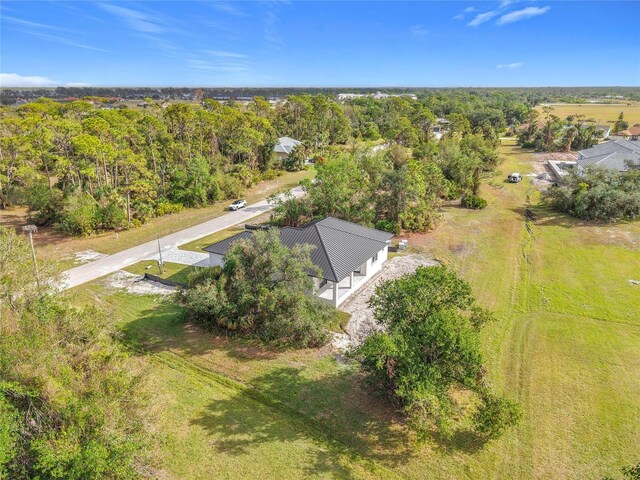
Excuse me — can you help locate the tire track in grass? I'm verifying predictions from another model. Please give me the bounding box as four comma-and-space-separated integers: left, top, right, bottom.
152, 350, 405, 480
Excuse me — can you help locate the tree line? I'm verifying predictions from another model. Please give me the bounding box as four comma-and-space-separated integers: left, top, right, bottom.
2, 90, 527, 236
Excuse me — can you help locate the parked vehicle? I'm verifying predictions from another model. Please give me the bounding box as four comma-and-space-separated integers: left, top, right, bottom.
229, 199, 247, 211
508, 173, 522, 183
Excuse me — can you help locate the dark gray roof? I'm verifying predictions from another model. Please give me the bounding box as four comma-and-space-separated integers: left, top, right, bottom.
203, 217, 393, 283
203, 231, 253, 255
577, 139, 640, 172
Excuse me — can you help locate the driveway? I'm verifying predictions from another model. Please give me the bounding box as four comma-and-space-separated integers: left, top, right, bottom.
332, 254, 439, 350
60, 186, 305, 289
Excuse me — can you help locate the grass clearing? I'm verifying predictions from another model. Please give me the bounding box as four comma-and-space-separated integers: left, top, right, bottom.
535, 102, 640, 126
67, 144, 640, 479
123, 260, 200, 285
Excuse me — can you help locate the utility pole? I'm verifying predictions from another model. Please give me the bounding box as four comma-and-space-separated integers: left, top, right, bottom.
157, 236, 165, 274
22, 224, 40, 289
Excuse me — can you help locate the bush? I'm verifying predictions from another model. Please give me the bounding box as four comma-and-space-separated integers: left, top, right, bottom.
181, 229, 333, 347
544, 167, 640, 222
155, 199, 183, 216
461, 193, 488, 209
473, 393, 523, 440
375, 219, 400, 235
351, 266, 520, 440
55, 191, 99, 236
0, 228, 148, 479
25, 183, 63, 226
98, 198, 127, 230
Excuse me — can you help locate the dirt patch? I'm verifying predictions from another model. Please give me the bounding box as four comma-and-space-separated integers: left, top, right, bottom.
103, 270, 175, 295
332, 254, 439, 351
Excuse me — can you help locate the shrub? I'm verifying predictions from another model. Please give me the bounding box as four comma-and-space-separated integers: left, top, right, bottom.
55, 191, 99, 236
181, 229, 333, 347
25, 183, 64, 226
544, 167, 640, 222
461, 193, 488, 209
351, 266, 520, 440
155, 199, 183, 216
0, 228, 148, 479
473, 393, 523, 440
375, 219, 400, 235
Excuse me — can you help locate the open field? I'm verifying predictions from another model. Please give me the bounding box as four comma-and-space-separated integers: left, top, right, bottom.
0, 169, 314, 268
68, 144, 640, 479
535, 102, 640, 126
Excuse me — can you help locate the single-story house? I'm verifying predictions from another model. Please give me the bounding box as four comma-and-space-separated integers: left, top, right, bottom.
577, 138, 640, 173
274, 136, 302, 161
203, 217, 393, 307
612, 126, 640, 141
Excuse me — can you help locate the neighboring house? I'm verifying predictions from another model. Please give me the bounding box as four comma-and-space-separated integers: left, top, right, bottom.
274, 136, 302, 161
204, 217, 393, 307
432, 118, 450, 140
613, 126, 640, 141
576, 138, 640, 173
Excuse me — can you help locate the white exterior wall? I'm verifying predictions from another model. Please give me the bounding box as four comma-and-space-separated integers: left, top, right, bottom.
317, 245, 389, 308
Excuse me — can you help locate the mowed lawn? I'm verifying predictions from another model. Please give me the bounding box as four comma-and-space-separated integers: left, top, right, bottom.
69, 144, 640, 479
535, 102, 640, 126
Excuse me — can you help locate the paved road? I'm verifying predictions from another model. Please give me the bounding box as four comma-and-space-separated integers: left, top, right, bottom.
60, 187, 304, 290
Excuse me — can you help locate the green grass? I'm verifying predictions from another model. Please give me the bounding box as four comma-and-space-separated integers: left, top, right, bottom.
535, 102, 640, 126
123, 260, 201, 285
67, 145, 640, 479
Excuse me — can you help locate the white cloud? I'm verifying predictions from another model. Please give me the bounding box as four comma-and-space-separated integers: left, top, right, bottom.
497, 6, 550, 25
497, 62, 524, 70
3, 15, 72, 32
0, 73, 92, 88
99, 3, 166, 33
468, 11, 499, 27
464, 6, 476, 13
207, 2, 247, 17
205, 50, 248, 58
0, 73, 56, 87
410, 25, 429, 36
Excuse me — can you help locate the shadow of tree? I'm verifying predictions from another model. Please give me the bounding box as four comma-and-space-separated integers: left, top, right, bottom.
190, 366, 418, 476
119, 299, 492, 475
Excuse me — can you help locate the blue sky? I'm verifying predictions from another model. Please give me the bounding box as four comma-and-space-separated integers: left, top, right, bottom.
1, 1, 638, 87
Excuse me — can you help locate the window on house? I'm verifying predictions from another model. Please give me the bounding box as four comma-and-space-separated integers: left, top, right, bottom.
319, 279, 328, 288
372, 252, 379, 263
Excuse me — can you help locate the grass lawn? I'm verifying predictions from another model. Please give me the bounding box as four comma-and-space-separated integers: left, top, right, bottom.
123, 260, 201, 285
67, 144, 640, 479
0, 169, 314, 265
535, 102, 640, 126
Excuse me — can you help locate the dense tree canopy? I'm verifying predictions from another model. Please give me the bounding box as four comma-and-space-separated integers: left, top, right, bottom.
544, 166, 640, 222
181, 229, 334, 347
0, 227, 147, 479
351, 266, 521, 440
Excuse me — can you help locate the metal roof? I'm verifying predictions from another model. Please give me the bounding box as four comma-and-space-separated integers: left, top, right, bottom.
274, 136, 302, 155
577, 139, 640, 172
203, 217, 393, 283
203, 231, 253, 255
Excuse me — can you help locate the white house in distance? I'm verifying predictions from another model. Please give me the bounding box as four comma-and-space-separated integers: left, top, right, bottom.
203, 217, 393, 307
273, 136, 302, 161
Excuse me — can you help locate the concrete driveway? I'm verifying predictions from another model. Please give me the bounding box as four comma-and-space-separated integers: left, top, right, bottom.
60, 186, 305, 290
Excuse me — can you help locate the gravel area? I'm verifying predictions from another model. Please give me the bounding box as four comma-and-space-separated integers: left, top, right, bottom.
148, 248, 210, 267
332, 254, 439, 350
103, 270, 176, 295
74, 250, 108, 263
